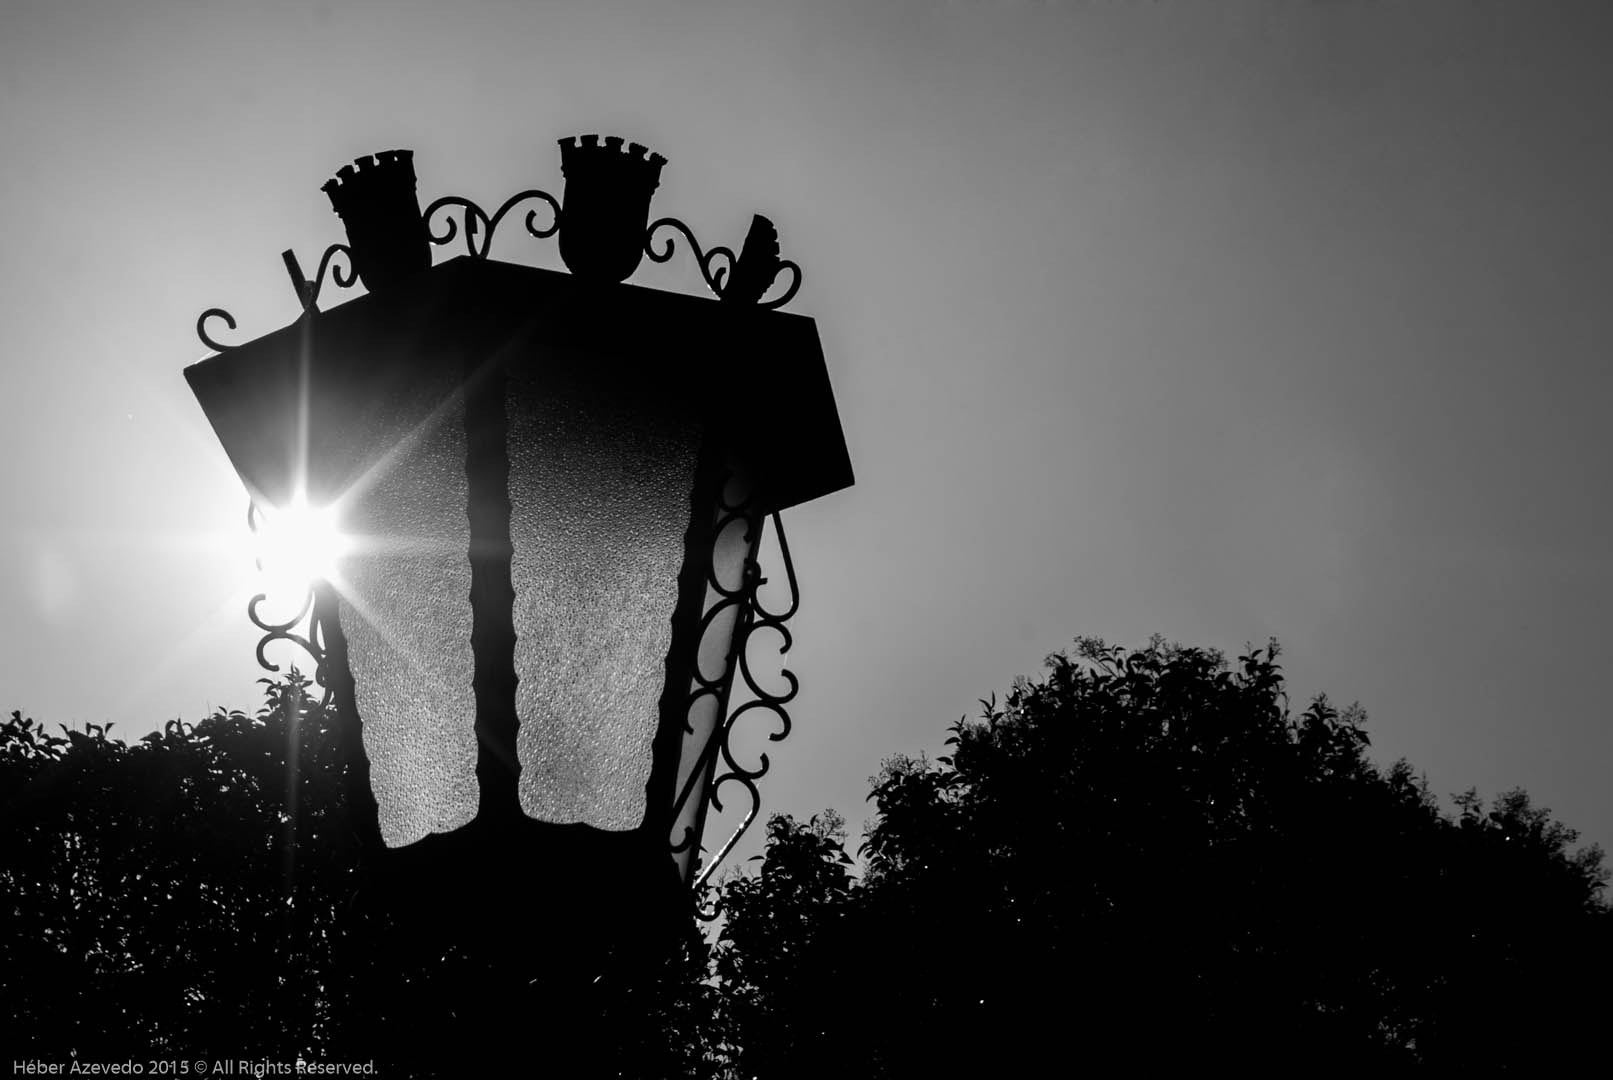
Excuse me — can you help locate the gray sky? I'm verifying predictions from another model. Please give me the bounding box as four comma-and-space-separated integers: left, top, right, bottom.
1, 0, 1609, 864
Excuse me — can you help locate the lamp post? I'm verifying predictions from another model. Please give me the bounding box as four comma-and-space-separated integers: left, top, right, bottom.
184, 136, 851, 1065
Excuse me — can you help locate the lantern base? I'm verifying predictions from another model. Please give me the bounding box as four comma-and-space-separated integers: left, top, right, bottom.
340, 813, 686, 1074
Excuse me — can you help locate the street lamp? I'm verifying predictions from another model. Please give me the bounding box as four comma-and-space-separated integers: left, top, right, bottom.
183, 135, 852, 1058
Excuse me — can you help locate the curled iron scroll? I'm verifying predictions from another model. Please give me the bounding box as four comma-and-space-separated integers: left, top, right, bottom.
424, 190, 561, 260
245, 501, 334, 708
196, 243, 360, 354
645, 216, 801, 310
288, 243, 359, 315
645, 217, 737, 299
673, 509, 801, 919
196, 308, 240, 353
670, 486, 758, 865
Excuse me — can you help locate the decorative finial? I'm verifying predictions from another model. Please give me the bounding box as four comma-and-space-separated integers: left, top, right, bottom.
556, 134, 667, 283
722, 216, 785, 305
321, 149, 430, 294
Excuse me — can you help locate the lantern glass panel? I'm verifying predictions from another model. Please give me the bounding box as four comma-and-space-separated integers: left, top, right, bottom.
507, 363, 702, 831
335, 382, 479, 850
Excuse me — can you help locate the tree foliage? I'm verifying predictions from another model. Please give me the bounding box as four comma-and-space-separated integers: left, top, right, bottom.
2, 672, 359, 1057
5, 640, 1609, 1074
715, 638, 1611, 1075
0, 674, 716, 1075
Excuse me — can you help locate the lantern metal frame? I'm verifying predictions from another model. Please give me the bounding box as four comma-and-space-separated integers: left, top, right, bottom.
195, 174, 830, 901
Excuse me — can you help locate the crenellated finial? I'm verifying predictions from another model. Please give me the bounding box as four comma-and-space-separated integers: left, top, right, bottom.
321, 149, 429, 294
555, 134, 667, 283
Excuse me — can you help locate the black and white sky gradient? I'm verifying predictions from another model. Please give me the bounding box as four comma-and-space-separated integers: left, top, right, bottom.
1, 0, 1609, 861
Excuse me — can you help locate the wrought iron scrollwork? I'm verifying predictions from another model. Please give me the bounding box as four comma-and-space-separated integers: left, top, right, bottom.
196, 308, 241, 353
645, 216, 802, 310
670, 487, 758, 862
669, 494, 802, 918
423, 190, 562, 260
245, 501, 334, 707
195, 244, 361, 354
698, 512, 798, 888
646, 217, 739, 300
197, 189, 803, 353
282, 244, 359, 316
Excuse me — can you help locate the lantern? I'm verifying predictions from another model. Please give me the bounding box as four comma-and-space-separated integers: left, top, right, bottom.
183, 137, 852, 1062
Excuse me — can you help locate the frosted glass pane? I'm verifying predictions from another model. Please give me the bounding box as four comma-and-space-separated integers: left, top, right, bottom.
508, 373, 700, 831
334, 387, 478, 849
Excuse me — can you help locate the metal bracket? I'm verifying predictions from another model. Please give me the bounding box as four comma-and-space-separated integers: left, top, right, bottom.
244, 500, 335, 708
669, 502, 801, 918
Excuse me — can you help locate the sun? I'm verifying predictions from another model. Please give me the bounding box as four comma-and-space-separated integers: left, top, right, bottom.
250, 492, 354, 597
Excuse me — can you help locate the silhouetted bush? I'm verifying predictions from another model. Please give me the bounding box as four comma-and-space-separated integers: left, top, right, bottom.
5, 640, 1609, 1075
1, 673, 361, 1057
714, 638, 1611, 1075
0, 673, 715, 1076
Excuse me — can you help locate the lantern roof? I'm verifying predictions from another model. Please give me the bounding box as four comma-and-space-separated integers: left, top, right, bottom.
185, 253, 853, 517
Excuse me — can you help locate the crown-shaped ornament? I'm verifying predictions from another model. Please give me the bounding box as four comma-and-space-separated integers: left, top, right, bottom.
321, 149, 430, 294
556, 135, 667, 283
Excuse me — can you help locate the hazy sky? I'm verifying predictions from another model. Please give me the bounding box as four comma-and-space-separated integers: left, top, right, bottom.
2, 0, 1609, 865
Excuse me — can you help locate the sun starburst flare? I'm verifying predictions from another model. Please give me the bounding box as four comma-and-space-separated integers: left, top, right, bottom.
250, 492, 355, 601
